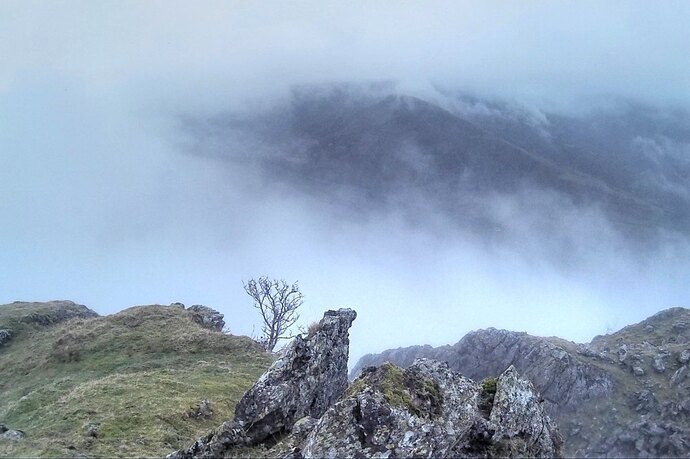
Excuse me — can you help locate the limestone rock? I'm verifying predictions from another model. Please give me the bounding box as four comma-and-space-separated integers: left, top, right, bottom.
670, 365, 688, 386
679, 349, 690, 364
618, 344, 629, 363
0, 329, 12, 346
351, 328, 614, 414
0, 424, 24, 442
233, 308, 356, 441
653, 354, 666, 373
170, 308, 356, 458
188, 305, 225, 332
301, 360, 561, 458
348, 307, 690, 458
185, 399, 213, 419
14, 300, 98, 326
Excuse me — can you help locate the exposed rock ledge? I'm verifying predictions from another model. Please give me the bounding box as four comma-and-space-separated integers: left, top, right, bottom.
169, 308, 562, 458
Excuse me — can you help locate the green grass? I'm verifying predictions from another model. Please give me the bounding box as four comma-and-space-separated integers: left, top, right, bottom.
0, 303, 274, 458
346, 363, 442, 418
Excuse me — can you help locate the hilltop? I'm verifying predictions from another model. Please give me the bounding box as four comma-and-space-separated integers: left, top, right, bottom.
0, 301, 273, 458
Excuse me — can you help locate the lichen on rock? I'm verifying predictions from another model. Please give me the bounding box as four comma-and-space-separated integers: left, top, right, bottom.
301, 360, 561, 458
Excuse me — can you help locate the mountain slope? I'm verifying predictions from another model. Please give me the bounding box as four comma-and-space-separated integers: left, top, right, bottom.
190, 87, 690, 249
0, 301, 273, 458
350, 307, 690, 457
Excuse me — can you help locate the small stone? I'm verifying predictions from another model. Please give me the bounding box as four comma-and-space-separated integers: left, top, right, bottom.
186, 399, 213, 419
652, 355, 665, 373
679, 350, 690, 364
670, 366, 688, 386
0, 329, 12, 346
618, 345, 628, 363
633, 366, 645, 376
551, 348, 568, 360
85, 423, 99, 438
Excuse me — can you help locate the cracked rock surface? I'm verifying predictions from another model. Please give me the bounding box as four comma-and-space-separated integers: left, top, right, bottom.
299, 360, 561, 458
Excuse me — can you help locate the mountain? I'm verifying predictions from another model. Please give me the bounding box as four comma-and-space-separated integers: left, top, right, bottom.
0, 301, 273, 458
350, 307, 690, 457
189, 86, 690, 251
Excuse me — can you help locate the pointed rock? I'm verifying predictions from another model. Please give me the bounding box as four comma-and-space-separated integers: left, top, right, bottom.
169, 308, 356, 458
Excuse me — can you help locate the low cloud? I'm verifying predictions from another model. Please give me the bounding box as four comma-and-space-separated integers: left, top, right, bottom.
1, 2, 689, 364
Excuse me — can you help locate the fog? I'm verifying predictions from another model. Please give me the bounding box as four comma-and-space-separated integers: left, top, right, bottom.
2, 1, 689, 364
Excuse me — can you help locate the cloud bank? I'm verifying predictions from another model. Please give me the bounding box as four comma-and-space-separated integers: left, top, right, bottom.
1, 1, 689, 363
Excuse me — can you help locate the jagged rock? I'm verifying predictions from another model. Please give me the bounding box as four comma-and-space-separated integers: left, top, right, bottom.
618, 344, 629, 363
351, 328, 614, 414
670, 365, 688, 386
349, 307, 690, 458
0, 329, 12, 346
188, 305, 225, 332
299, 360, 561, 458
233, 308, 356, 441
0, 424, 24, 441
630, 390, 658, 414
169, 308, 357, 458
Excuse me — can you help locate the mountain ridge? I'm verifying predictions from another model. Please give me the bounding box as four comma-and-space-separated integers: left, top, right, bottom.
350, 306, 690, 457
188, 86, 690, 251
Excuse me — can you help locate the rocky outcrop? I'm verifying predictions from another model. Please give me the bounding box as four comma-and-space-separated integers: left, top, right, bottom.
350, 307, 690, 458
351, 328, 613, 414
9, 301, 98, 326
170, 307, 563, 459
169, 308, 357, 458
187, 305, 225, 332
293, 360, 561, 458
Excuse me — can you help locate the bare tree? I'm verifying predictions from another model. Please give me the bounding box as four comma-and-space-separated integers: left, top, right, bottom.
243, 276, 304, 352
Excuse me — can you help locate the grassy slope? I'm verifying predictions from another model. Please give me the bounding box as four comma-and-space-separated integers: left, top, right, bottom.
0, 303, 273, 458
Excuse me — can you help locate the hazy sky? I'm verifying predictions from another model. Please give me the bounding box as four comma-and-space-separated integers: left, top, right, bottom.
1, 1, 689, 364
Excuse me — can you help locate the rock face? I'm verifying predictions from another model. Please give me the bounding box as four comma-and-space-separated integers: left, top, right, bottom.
187, 305, 225, 332
350, 307, 690, 458
299, 360, 561, 458
170, 308, 357, 458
